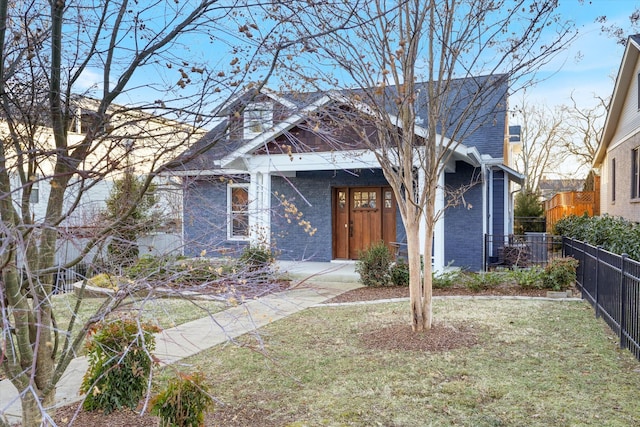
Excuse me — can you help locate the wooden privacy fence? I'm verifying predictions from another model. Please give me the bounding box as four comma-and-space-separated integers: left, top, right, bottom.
563, 237, 640, 362
544, 191, 599, 232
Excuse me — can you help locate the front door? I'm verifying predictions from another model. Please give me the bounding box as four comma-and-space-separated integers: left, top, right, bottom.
333, 187, 396, 259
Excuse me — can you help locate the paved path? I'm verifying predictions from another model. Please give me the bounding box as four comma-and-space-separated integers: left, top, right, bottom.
0, 262, 361, 426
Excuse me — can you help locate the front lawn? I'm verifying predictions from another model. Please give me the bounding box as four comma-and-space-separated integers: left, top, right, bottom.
159, 298, 640, 426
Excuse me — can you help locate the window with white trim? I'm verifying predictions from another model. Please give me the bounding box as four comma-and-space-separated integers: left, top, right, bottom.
632, 148, 640, 199
228, 184, 249, 239
243, 102, 272, 140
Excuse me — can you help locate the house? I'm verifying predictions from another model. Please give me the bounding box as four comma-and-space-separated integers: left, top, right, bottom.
593, 34, 640, 222
168, 77, 523, 271
0, 96, 199, 263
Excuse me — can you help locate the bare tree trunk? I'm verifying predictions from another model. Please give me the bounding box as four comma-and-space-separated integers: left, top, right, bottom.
404, 222, 423, 331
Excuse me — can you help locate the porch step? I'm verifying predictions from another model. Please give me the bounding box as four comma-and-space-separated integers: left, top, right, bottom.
276, 261, 361, 284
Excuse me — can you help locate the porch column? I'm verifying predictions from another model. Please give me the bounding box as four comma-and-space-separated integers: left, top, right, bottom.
418, 167, 445, 273
248, 171, 271, 247
433, 170, 445, 274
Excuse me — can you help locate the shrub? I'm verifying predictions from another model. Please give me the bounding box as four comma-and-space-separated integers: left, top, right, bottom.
555, 214, 640, 261
356, 242, 393, 287
125, 255, 171, 280
87, 273, 119, 289
151, 371, 213, 427
542, 257, 579, 291
432, 270, 459, 289
239, 245, 274, 273
390, 259, 410, 286
511, 266, 545, 289
80, 317, 160, 413
462, 271, 504, 292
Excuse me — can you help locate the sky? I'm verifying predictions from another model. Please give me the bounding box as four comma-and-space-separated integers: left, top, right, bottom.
72, 0, 638, 180
529, 0, 639, 109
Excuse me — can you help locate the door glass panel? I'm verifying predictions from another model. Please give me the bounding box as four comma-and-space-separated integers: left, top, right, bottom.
384, 190, 392, 208
354, 190, 377, 209
338, 191, 346, 209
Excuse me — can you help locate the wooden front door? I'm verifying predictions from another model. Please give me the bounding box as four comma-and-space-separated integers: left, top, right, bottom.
333, 187, 396, 259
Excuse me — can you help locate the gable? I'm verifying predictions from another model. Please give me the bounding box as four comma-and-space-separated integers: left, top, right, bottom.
609, 53, 640, 147
596, 35, 640, 167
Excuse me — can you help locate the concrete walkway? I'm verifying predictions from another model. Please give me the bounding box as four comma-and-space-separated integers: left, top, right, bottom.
0, 262, 361, 426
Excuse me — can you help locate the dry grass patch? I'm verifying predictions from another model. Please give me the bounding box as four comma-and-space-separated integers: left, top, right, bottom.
151, 299, 640, 426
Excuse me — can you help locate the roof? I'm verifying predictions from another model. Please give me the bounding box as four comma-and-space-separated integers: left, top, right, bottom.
594, 34, 640, 167
168, 75, 509, 173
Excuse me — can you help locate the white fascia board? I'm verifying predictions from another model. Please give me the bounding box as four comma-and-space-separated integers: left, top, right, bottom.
220, 95, 332, 168
244, 150, 381, 173
163, 168, 247, 177
595, 37, 640, 167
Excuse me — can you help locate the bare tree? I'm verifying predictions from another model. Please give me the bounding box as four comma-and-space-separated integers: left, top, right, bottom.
280, 0, 575, 331
0, 0, 338, 424
560, 93, 606, 175
513, 99, 572, 193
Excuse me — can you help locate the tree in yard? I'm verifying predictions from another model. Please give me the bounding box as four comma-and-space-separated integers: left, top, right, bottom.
514, 190, 545, 233
0, 0, 350, 424
281, 0, 576, 331
103, 168, 158, 269
560, 93, 606, 176
513, 99, 572, 193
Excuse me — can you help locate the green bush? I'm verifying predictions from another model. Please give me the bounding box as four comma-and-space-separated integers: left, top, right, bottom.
151, 371, 213, 427
239, 245, 274, 273
356, 242, 393, 287
555, 214, 640, 261
542, 257, 579, 291
511, 266, 545, 289
125, 255, 171, 280
80, 317, 160, 413
462, 272, 504, 292
390, 259, 410, 286
87, 273, 119, 289
432, 270, 459, 289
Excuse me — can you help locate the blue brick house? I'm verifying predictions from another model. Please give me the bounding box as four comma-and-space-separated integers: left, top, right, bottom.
168, 77, 522, 271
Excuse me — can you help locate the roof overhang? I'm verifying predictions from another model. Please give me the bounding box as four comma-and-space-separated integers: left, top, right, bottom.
594, 35, 640, 167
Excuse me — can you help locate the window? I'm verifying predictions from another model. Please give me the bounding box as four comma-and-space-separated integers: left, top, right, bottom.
228, 184, 249, 239
243, 102, 272, 139
29, 174, 39, 204
611, 158, 616, 203
353, 190, 377, 209
633, 148, 640, 199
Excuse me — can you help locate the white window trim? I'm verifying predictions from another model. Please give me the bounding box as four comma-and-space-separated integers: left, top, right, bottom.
244, 102, 273, 140
227, 183, 250, 241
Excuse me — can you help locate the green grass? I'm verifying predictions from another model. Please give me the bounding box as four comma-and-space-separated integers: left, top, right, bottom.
157, 299, 640, 426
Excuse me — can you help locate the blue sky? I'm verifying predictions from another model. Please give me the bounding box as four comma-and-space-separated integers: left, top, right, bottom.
530, 0, 640, 109
75, 1, 637, 115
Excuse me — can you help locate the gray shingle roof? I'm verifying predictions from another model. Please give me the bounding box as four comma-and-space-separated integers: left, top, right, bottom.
169, 75, 508, 172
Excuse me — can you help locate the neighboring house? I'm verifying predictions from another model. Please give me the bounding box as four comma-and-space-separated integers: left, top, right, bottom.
538, 179, 586, 201
1, 97, 198, 263
168, 77, 523, 271
594, 34, 640, 222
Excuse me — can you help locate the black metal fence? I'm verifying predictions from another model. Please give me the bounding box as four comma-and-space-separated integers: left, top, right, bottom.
563, 237, 640, 362
484, 233, 564, 271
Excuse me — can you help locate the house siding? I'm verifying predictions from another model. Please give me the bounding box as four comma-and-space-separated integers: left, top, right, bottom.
444, 162, 485, 271
601, 130, 640, 222
610, 58, 640, 146
182, 175, 250, 257
492, 170, 506, 235
271, 169, 403, 261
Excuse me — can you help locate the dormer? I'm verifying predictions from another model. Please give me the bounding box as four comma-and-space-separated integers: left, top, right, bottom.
243, 102, 273, 140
